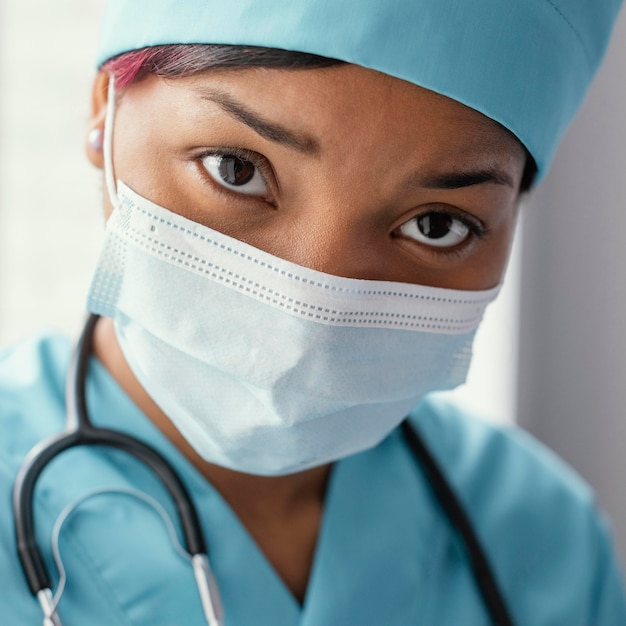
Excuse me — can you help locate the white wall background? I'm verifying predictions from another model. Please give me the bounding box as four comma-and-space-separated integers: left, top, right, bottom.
518, 7, 626, 564
0, 0, 106, 346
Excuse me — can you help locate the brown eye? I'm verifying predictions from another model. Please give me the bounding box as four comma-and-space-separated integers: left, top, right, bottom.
218, 155, 256, 186
399, 211, 471, 248
202, 153, 268, 196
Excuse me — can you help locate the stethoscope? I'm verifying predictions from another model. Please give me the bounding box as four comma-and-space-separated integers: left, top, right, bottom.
13, 314, 516, 626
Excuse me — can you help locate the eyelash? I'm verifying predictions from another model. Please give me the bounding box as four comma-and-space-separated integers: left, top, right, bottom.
439, 209, 485, 237
397, 208, 488, 256
194, 149, 488, 257
196, 146, 276, 203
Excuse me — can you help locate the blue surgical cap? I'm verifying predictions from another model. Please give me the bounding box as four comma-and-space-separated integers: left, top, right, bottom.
97, 0, 623, 181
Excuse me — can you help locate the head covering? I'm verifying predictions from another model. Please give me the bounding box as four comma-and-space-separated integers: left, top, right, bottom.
97, 0, 623, 181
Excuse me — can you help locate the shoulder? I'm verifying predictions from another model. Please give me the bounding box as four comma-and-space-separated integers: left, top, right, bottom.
0, 331, 71, 386
0, 332, 71, 462
409, 393, 626, 623
0, 332, 73, 619
411, 392, 593, 509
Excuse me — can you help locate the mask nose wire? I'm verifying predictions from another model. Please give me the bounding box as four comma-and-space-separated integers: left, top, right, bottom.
103, 75, 121, 212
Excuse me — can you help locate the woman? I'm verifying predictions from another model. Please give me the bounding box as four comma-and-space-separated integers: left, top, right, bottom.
1, 0, 625, 624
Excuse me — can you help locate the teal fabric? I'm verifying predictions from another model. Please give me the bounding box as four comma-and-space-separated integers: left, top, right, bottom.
96, 0, 623, 181
1, 332, 626, 624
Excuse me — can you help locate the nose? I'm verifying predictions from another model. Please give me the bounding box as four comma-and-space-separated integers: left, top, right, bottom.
259, 201, 389, 281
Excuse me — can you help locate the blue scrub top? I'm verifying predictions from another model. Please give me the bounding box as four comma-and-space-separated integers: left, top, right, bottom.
1, 333, 625, 624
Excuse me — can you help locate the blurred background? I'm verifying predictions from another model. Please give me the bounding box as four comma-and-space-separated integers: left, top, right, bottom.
1, 1, 625, 562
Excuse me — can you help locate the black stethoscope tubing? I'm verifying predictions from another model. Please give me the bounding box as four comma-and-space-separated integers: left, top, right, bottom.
400, 421, 514, 625
13, 313, 515, 625
13, 315, 206, 595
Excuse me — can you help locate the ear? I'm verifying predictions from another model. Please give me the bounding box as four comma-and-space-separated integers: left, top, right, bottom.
85, 71, 110, 169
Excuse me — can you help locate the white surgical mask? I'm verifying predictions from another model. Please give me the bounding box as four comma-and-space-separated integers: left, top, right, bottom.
87, 181, 499, 474
87, 78, 499, 475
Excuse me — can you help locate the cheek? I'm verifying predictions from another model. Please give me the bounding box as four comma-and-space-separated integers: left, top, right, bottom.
112, 137, 166, 189
475, 211, 519, 286
109, 91, 174, 190
425, 204, 518, 291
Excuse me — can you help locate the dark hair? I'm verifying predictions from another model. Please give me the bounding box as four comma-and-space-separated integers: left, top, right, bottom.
520, 158, 537, 193
103, 44, 536, 190
103, 44, 344, 89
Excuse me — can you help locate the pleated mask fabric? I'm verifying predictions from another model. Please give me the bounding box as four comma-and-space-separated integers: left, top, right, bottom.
87, 182, 499, 475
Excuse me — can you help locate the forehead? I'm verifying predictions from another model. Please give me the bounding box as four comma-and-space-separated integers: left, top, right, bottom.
122, 63, 526, 171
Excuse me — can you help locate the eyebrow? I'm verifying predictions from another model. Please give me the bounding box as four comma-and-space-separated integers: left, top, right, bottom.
195, 88, 320, 155
419, 167, 515, 189
194, 87, 515, 187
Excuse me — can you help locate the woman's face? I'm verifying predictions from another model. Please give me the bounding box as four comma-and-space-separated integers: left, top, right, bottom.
90, 63, 526, 290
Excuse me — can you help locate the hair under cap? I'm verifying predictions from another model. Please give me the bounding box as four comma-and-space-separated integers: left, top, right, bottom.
97, 0, 623, 181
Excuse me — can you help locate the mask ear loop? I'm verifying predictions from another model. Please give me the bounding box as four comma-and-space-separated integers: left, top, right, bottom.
103, 75, 121, 212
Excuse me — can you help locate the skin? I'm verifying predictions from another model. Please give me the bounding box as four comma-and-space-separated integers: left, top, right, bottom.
86, 63, 526, 602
